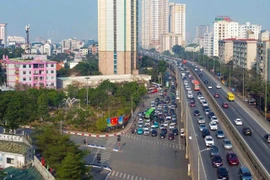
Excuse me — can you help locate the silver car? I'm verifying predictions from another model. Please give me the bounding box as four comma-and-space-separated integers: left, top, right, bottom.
223, 139, 233, 149
216, 129, 225, 138
197, 116, 205, 124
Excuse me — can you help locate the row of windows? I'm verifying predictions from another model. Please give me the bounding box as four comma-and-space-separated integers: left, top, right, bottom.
22, 76, 55, 81
22, 64, 55, 68
22, 70, 55, 74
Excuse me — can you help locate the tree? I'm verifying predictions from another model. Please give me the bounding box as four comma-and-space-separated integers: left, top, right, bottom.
95, 118, 107, 131
163, 50, 171, 56
172, 45, 184, 55
37, 93, 49, 121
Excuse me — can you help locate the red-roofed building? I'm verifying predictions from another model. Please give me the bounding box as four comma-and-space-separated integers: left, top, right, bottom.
56, 62, 64, 71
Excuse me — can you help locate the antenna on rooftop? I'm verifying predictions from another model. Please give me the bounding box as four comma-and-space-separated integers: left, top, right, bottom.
25, 24, 31, 54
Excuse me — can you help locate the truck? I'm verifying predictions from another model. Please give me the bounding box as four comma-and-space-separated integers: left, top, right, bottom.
193, 80, 200, 91
182, 60, 187, 64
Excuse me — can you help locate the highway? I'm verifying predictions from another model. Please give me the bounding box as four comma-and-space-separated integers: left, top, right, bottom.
177, 65, 242, 179
186, 62, 270, 175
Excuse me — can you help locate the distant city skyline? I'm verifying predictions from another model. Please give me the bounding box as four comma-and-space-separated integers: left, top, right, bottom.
0, 0, 269, 42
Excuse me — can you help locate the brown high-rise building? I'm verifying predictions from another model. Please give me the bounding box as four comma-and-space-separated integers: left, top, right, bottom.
98, 0, 138, 75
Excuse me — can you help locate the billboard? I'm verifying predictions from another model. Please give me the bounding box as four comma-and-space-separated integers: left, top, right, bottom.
106, 115, 130, 127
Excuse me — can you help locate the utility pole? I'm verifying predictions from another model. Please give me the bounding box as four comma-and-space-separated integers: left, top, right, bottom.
242, 67, 245, 98
85, 77, 90, 105
265, 81, 268, 121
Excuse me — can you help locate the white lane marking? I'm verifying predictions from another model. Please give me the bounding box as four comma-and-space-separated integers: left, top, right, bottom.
119, 172, 122, 178
135, 176, 138, 180
115, 171, 119, 177
111, 171, 115, 176
127, 174, 130, 179
261, 140, 269, 148
123, 173, 126, 179
130, 175, 134, 180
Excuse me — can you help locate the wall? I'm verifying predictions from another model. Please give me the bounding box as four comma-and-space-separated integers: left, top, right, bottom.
0, 152, 25, 169
33, 156, 55, 180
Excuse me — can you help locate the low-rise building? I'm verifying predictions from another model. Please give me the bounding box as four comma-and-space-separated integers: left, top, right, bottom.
79, 48, 89, 56
185, 43, 200, 52
2, 55, 57, 89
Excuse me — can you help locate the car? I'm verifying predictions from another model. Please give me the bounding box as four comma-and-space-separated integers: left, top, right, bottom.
242, 127, 252, 136
208, 85, 213, 89
197, 116, 205, 124
199, 73, 203, 77
172, 128, 179, 135
216, 84, 221, 89
204, 80, 208, 84
145, 120, 151, 126
187, 92, 193, 98
169, 123, 175, 130
199, 97, 205, 103
199, 124, 207, 132
180, 128, 185, 137
223, 139, 233, 149
144, 129, 150, 136
263, 134, 270, 143
202, 101, 208, 107
204, 109, 210, 115
137, 128, 144, 135
204, 135, 214, 147
209, 121, 218, 131
210, 145, 219, 156
161, 128, 167, 134
222, 102, 229, 108
208, 112, 216, 119
239, 167, 253, 180
202, 128, 210, 138
138, 122, 144, 128
212, 155, 223, 167
138, 112, 143, 117
194, 110, 200, 116
226, 152, 239, 165
234, 118, 243, 125
211, 116, 219, 123
153, 121, 159, 128
217, 167, 229, 179
190, 101, 196, 107
151, 129, 158, 137
163, 121, 169, 127
197, 95, 203, 100
160, 124, 165, 130
214, 93, 220, 98
143, 126, 149, 131
160, 131, 166, 139
168, 133, 174, 140
216, 129, 225, 138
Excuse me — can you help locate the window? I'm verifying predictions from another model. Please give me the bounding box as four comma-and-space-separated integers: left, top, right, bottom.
51, 64, 54, 67
23, 71, 26, 75
29, 65, 31, 68
51, 70, 54, 73
6, 158, 14, 164
23, 65, 26, 68
51, 76, 54, 79
23, 78, 26, 81
29, 77, 31, 81
29, 71, 31, 74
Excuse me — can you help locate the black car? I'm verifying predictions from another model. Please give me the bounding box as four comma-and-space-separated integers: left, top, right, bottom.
189, 97, 195, 102
210, 145, 219, 156
161, 128, 167, 134
151, 130, 158, 137
197, 91, 202, 96
168, 133, 174, 140
242, 127, 252, 136
199, 73, 203, 77
212, 155, 223, 167
204, 80, 208, 84
202, 128, 210, 138
217, 167, 229, 179
172, 128, 179, 136
160, 131, 166, 139
194, 110, 200, 116
208, 112, 215, 119
171, 120, 177, 125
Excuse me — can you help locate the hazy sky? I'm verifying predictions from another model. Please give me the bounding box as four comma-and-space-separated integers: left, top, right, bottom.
0, 0, 269, 42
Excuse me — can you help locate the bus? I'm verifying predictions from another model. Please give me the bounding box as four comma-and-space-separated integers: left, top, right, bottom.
145, 108, 155, 120
193, 80, 200, 91
227, 92, 235, 101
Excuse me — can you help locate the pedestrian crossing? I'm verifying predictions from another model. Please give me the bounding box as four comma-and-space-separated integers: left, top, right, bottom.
108, 170, 151, 180
122, 134, 184, 150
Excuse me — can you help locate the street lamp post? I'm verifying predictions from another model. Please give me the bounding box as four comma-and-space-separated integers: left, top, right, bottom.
85, 77, 90, 105
198, 148, 210, 180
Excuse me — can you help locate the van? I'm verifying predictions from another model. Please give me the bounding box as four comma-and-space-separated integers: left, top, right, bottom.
227, 92, 235, 101
239, 167, 252, 180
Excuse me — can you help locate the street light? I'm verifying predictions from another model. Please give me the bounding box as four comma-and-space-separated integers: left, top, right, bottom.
198, 148, 210, 180
85, 77, 90, 105
131, 93, 137, 117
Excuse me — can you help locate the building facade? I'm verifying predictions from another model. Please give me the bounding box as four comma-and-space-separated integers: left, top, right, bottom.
213, 16, 239, 57
233, 39, 257, 70
7, 36, 26, 46
0, 23, 7, 47
219, 38, 235, 63
2, 55, 57, 89
195, 25, 209, 47
185, 44, 200, 52
160, 33, 183, 52
169, 3, 186, 45
204, 32, 214, 57
98, 0, 138, 75
239, 22, 262, 39
141, 0, 169, 50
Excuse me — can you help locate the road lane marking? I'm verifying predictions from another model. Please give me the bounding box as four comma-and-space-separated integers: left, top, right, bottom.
261, 140, 268, 148
173, 145, 175, 148
135, 176, 138, 180
111, 171, 115, 176
115, 172, 119, 177
119, 172, 122, 178
127, 174, 130, 179
130, 175, 133, 180
123, 173, 126, 179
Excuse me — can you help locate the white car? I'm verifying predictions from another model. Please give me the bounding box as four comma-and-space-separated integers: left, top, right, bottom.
234, 118, 243, 125
197, 95, 203, 100
187, 93, 193, 98
163, 121, 169, 127
202, 101, 208, 107
204, 136, 214, 147
211, 116, 219, 123
195, 68, 198, 71
199, 97, 205, 103
208, 85, 213, 89
145, 120, 151, 126
143, 126, 149, 131
160, 124, 165, 130
169, 124, 175, 130
186, 86, 191, 91
209, 121, 218, 131
216, 84, 221, 89
197, 116, 205, 124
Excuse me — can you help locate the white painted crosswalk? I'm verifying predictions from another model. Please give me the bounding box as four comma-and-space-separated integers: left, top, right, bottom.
109, 171, 151, 180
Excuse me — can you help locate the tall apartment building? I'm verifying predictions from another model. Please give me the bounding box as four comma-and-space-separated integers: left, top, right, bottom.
0, 23, 7, 47
61, 38, 84, 52
239, 22, 262, 39
98, 0, 138, 75
219, 38, 235, 63
160, 33, 183, 52
213, 16, 239, 57
169, 3, 186, 45
141, 0, 169, 51
195, 25, 209, 48
2, 55, 57, 89
256, 31, 270, 81
204, 32, 214, 57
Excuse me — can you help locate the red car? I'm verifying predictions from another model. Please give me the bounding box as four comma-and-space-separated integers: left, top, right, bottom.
190, 101, 196, 107
222, 102, 229, 108
226, 152, 239, 165
214, 93, 220, 98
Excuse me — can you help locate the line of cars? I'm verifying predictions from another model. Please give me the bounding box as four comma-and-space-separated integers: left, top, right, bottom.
180, 64, 253, 180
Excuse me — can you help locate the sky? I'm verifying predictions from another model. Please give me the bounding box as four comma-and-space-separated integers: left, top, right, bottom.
0, 0, 269, 42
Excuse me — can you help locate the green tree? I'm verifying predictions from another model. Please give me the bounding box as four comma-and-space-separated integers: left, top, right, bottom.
37, 93, 49, 121
172, 45, 184, 55
95, 118, 107, 131
163, 50, 171, 56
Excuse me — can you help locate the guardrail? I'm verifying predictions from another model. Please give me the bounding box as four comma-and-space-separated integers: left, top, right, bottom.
189, 65, 270, 180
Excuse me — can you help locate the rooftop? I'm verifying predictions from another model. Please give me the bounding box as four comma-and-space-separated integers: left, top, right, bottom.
186, 43, 199, 48
3, 166, 44, 180
0, 140, 30, 154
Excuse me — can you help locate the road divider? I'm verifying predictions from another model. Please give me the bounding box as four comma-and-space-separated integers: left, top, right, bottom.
87, 144, 106, 149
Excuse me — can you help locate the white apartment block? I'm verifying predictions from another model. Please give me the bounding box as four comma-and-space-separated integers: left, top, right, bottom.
7, 36, 26, 46
213, 16, 239, 57
141, 0, 169, 51
0, 23, 7, 47
239, 22, 261, 39
61, 38, 84, 52
204, 32, 214, 57
43, 43, 52, 56
160, 33, 183, 52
